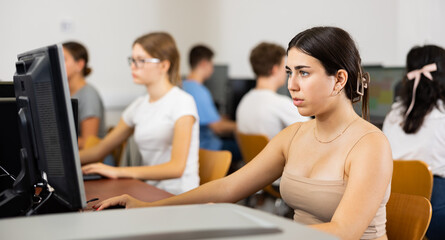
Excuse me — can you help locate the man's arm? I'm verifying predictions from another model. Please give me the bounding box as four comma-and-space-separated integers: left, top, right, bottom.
208, 117, 236, 136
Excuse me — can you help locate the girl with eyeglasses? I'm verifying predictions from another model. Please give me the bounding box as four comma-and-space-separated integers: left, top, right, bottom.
94, 27, 393, 240
80, 32, 200, 195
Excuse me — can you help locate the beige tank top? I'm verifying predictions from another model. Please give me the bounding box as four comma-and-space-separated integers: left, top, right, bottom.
280, 126, 390, 240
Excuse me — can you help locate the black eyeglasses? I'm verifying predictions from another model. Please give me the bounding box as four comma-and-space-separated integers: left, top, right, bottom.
127, 57, 160, 68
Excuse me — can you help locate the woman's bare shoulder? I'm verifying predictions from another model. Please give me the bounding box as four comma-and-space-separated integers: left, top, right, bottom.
355, 118, 386, 138
349, 118, 392, 161
345, 118, 393, 179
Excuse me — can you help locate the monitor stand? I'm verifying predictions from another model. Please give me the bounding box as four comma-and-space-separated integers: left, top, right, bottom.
0, 105, 75, 218
25, 181, 76, 216
0, 149, 34, 218
0, 148, 74, 218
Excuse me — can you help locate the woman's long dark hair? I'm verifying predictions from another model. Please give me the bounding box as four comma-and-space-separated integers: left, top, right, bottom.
400, 45, 445, 133
287, 26, 370, 120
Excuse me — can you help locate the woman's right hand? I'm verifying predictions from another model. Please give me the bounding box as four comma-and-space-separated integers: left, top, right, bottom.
93, 194, 148, 211
82, 162, 120, 179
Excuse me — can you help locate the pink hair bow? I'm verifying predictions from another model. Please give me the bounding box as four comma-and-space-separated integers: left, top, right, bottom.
404, 63, 437, 117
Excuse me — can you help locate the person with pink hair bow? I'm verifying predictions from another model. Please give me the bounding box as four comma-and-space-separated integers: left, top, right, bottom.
383, 45, 445, 240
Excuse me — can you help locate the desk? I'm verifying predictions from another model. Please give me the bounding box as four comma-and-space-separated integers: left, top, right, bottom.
84, 178, 174, 209
0, 203, 337, 239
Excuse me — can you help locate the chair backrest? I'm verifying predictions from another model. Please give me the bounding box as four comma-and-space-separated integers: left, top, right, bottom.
198, 149, 232, 185
84, 135, 104, 163
392, 160, 433, 200
235, 132, 269, 163
235, 132, 281, 198
84, 135, 101, 149
386, 192, 432, 240
107, 127, 127, 167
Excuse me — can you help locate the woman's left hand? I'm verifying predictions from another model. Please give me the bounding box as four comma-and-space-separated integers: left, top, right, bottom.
82, 162, 120, 179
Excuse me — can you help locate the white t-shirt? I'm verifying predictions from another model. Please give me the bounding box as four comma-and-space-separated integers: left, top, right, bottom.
122, 86, 200, 194
236, 89, 310, 139
382, 100, 445, 177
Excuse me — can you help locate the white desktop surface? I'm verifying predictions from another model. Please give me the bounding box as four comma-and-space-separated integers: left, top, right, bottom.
0, 203, 337, 240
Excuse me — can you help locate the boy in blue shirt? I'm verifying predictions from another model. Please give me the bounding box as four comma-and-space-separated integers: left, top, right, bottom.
183, 45, 240, 161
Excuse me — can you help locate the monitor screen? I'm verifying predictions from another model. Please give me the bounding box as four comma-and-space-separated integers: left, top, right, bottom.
0, 96, 79, 199
227, 78, 256, 121
353, 66, 406, 127
12, 44, 86, 212
204, 65, 229, 115
0, 98, 21, 193
0, 81, 15, 97
366, 66, 405, 116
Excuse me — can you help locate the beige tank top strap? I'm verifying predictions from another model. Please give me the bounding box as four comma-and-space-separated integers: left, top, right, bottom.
287, 123, 303, 158
342, 130, 382, 179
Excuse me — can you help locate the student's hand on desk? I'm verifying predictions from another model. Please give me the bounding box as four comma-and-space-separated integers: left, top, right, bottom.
93, 194, 146, 211
82, 163, 119, 179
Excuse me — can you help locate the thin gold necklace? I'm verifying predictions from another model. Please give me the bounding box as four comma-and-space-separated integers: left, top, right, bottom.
313, 117, 359, 144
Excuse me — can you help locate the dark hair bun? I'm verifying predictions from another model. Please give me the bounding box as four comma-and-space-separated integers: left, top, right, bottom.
84, 67, 92, 77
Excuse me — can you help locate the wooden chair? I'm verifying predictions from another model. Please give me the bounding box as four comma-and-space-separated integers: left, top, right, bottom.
198, 149, 232, 185
84, 135, 101, 149
235, 132, 280, 198
84, 135, 104, 162
392, 160, 433, 200
84, 133, 127, 166
107, 127, 127, 166
386, 192, 432, 240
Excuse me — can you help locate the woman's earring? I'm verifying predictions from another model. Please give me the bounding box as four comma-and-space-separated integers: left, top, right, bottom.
335, 88, 342, 96
333, 84, 342, 96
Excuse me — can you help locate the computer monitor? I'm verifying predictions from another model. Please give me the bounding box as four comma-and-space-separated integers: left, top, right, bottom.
226, 78, 256, 121
0, 44, 86, 217
204, 65, 229, 115
0, 81, 15, 97
356, 66, 406, 127
0, 98, 21, 193
0, 95, 79, 201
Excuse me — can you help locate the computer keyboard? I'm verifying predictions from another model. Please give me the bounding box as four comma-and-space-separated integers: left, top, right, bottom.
82, 174, 104, 181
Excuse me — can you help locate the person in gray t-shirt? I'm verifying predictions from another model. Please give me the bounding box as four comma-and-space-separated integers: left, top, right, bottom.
63, 41, 105, 149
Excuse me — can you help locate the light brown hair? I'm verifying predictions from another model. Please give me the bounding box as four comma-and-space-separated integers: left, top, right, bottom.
133, 32, 181, 86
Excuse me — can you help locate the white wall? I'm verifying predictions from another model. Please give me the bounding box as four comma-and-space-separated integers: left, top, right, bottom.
396, 0, 445, 64
1, 0, 444, 126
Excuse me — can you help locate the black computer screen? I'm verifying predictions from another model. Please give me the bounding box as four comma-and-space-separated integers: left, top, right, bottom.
0, 98, 21, 193
12, 44, 86, 212
0, 82, 15, 97
0, 97, 79, 196
226, 78, 256, 121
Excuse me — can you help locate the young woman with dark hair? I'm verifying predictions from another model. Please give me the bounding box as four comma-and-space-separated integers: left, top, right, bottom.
94, 27, 393, 240
63, 41, 105, 149
80, 32, 200, 195
383, 45, 445, 239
